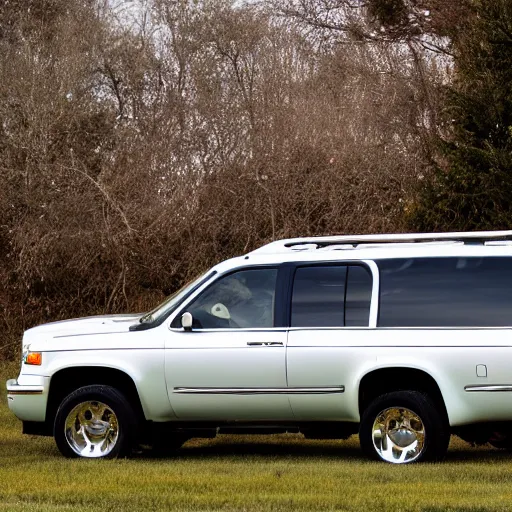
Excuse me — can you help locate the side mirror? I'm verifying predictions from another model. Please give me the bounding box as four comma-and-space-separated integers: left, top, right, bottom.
181, 312, 193, 331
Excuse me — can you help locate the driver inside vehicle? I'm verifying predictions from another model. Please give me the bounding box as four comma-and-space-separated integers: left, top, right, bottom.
186, 269, 276, 329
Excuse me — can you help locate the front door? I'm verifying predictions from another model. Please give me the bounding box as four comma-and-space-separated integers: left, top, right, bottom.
164, 267, 293, 420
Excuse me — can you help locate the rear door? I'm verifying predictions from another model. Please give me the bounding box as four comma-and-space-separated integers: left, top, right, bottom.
286, 262, 376, 421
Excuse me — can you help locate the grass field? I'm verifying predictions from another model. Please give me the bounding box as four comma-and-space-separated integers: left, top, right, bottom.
2, 362, 512, 512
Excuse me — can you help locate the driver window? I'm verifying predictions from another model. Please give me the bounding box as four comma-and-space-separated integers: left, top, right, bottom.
179, 268, 278, 329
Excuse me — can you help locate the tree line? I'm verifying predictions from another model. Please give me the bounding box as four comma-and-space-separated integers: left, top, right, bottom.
1, 0, 510, 359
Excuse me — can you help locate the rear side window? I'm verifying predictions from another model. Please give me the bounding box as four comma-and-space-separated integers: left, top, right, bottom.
291, 266, 346, 327
378, 257, 512, 327
291, 264, 372, 327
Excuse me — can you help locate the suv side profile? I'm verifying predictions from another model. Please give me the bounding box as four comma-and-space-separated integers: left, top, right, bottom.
7, 230, 512, 463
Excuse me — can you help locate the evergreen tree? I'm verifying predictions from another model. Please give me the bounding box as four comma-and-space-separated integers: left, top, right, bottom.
413, 0, 512, 230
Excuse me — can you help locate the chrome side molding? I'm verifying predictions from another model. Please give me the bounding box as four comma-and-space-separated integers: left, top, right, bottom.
173, 386, 345, 395
465, 385, 512, 392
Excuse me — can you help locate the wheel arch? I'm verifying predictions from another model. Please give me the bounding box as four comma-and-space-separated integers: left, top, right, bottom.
46, 366, 146, 430
358, 366, 449, 424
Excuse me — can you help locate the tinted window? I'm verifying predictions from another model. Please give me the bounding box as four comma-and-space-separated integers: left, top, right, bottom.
178, 268, 277, 329
346, 265, 372, 326
291, 266, 346, 327
378, 257, 512, 327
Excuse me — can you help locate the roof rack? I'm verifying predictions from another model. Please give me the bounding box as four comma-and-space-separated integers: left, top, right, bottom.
248, 230, 512, 255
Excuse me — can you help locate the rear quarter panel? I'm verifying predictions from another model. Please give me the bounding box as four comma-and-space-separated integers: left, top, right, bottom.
287, 328, 512, 425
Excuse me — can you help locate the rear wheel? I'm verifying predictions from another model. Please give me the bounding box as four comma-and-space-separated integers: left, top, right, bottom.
359, 390, 449, 464
54, 385, 137, 459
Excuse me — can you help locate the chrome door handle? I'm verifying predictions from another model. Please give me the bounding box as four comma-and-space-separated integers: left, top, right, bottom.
247, 341, 284, 346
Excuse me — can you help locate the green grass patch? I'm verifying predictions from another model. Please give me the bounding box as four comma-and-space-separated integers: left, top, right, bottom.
1, 363, 512, 511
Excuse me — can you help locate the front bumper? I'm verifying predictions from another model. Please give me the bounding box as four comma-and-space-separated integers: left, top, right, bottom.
6, 377, 49, 422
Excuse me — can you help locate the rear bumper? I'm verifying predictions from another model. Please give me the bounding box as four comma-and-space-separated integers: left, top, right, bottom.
6, 377, 49, 422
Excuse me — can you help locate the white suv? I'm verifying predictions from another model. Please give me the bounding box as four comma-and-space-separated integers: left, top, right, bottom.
7, 230, 512, 463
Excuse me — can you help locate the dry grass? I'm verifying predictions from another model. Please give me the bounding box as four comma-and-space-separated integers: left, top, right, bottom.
1, 362, 511, 512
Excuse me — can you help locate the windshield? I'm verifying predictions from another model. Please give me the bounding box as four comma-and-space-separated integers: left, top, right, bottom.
139, 270, 216, 325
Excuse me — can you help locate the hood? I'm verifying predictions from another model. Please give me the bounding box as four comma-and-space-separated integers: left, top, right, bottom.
23, 314, 142, 344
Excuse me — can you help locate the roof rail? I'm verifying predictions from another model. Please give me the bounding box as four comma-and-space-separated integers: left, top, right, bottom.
248, 230, 512, 255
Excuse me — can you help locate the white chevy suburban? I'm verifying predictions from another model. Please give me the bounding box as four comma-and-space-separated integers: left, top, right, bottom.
7, 230, 512, 463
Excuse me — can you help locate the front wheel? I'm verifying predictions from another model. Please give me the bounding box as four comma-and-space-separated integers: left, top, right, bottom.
359, 390, 449, 464
54, 385, 137, 459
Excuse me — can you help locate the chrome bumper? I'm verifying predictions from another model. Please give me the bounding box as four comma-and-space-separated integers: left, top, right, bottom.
7, 378, 44, 396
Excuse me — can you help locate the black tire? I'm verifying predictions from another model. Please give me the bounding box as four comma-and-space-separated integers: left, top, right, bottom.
54, 385, 138, 459
359, 390, 449, 464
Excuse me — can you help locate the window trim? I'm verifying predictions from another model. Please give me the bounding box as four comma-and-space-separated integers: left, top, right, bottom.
375, 256, 512, 328
167, 260, 379, 331
283, 260, 378, 329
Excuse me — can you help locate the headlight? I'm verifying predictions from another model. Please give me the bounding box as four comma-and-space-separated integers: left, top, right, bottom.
22, 345, 29, 365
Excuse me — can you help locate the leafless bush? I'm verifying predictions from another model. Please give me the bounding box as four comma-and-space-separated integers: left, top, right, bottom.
0, 0, 438, 360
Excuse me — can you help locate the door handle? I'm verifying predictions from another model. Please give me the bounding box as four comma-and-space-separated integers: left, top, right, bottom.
247, 341, 284, 346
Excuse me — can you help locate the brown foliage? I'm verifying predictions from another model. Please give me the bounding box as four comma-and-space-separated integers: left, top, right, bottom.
0, 0, 435, 359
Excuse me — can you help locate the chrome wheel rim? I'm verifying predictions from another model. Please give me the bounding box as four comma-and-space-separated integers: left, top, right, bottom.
64, 401, 119, 458
372, 407, 425, 464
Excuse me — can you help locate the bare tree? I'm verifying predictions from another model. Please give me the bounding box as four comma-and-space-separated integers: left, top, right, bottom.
1, 0, 447, 360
